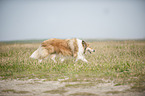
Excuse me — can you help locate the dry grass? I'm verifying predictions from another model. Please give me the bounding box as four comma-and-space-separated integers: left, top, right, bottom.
0, 40, 145, 91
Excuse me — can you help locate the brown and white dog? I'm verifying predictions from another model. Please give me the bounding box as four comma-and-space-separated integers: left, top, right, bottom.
30, 38, 95, 63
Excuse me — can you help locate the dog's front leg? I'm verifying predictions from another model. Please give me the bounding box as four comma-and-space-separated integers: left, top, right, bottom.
76, 56, 88, 63
81, 58, 88, 63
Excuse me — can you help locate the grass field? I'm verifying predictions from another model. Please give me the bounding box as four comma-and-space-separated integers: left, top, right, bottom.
0, 40, 145, 92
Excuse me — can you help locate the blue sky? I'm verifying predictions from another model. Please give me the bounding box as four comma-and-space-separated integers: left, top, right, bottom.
0, 0, 145, 41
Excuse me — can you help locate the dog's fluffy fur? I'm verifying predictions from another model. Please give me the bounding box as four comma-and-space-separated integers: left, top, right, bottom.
30, 38, 95, 63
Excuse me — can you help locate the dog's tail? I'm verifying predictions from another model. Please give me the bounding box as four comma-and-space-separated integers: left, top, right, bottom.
30, 46, 40, 59
30, 45, 48, 59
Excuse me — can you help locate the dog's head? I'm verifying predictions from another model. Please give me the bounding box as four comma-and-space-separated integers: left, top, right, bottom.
82, 40, 95, 54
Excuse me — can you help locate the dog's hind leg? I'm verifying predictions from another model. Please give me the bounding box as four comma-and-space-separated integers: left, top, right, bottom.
59, 57, 65, 63
50, 54, 57, 63
38, 59, 42, 63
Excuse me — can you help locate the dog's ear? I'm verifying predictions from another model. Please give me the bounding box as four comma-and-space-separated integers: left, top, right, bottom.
82, 40, 87, 53
82, 40, 87, 47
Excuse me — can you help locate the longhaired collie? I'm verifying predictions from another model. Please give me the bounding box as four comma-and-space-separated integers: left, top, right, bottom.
30, 38, 95, 63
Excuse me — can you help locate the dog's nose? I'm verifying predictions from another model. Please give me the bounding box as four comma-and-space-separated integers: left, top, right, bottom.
93, 50, 95, 52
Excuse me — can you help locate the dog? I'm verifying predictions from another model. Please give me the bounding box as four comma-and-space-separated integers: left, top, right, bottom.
30, 38, 95, 63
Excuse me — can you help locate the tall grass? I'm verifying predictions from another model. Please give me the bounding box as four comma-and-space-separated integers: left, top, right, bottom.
0, 41, 145, 87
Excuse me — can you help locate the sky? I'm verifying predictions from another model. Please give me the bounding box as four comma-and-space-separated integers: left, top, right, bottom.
0, 0, 145, 41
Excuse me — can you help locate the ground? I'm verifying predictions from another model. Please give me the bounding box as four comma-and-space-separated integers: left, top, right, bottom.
0, 78, 145, 96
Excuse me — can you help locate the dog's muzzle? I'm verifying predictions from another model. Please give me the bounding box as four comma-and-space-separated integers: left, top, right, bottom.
87, 48, 95, 54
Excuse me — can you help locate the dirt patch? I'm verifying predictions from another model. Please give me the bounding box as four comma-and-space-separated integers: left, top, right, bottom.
0, 78, 145, 96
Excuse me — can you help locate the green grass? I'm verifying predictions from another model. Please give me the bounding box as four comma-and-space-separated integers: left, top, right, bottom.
0, 41, 145, 91
2, 89, 30, 94
43, 87, 67, 94
69, 92, 98, 96
105, 91, 123, 94
65, 83, 95, 88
